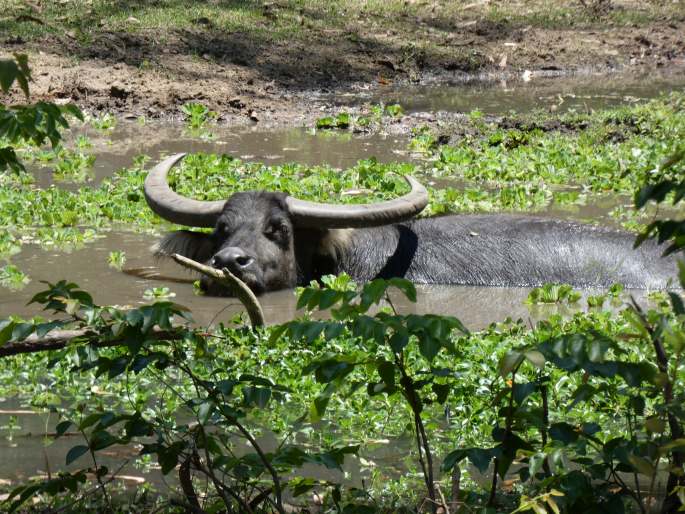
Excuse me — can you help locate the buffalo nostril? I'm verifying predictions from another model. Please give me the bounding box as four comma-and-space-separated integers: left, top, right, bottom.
235, 255, 252, 268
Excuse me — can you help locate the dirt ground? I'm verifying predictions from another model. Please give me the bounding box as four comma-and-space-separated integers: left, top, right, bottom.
3, 2, 685, 127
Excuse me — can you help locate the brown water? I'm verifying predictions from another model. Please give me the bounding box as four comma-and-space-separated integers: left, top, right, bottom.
0, 397, 162, 490
1, 229, 633, 328
341, 67, 685, 114
31, 124, 409, 188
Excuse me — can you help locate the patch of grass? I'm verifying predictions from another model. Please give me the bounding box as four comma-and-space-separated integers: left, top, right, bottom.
315, 112, 351, 130
142, 286, 175, 300
6, 0, 680, 61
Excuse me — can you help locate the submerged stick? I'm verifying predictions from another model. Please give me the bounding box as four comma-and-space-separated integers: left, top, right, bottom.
171, 253, 265, 328
0, 329, 180, 357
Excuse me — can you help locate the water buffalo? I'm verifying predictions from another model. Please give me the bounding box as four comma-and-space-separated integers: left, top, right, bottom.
144, 154, 677, 295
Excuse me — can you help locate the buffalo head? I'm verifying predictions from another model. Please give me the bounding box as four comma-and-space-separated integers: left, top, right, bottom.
144, 154, 428, 295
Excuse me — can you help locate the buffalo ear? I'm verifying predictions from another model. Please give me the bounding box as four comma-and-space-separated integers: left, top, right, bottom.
152, 230, 215, 263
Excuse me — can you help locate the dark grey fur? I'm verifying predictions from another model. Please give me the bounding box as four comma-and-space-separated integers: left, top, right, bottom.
154, 191, 678, 294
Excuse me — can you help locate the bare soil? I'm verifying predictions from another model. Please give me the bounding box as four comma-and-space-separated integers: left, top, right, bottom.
3, 7, 685, 127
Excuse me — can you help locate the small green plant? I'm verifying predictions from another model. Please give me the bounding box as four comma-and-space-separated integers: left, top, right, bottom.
107, 251, 126, 271
142, 286, 175, 300
0, 415, 20, 444
384, 103, 404, 118
526, 283, 582, 304
90, 113, 117, 131
0, 264, 29, 290
315, 112, 351, 130
180, 102, 216, 130
0, 232, 20, 258
409, 126, 437, 154
355, 115, 371, 127
608, 282, 625, 297
587, 293, 606, 308
74, 135, 91, 150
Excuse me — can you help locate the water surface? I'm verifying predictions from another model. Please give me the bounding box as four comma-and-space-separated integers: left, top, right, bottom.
339, 67, 685, 114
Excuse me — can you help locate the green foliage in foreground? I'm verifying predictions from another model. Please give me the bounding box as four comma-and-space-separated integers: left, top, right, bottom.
0, 265, 683, 513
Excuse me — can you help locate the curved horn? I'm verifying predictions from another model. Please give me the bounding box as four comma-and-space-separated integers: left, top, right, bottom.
144, 153, 225, 227
286, 176, 428, 228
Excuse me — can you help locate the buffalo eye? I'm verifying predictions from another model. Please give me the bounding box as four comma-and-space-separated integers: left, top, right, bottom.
265, 219, 288, 239
215, 221, 231, 236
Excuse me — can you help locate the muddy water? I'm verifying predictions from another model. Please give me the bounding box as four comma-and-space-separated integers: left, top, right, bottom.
0, 397, 163, 490
0, 229, 645, 328
32, 124, 409, 187
345, 67, 685, 114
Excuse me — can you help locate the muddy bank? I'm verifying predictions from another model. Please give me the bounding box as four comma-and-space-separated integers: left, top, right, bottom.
3, 1, 684, 126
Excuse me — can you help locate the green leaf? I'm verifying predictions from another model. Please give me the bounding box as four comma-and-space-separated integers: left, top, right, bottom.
0, 319, 16, 345
669, 292, 685, 315
318, 289, 342, 310
388, 278, 417, 302
549, 422, 579, 444
432, 383, 450, 404
468, 448, 495, 473
312, 359, 356, 383
55, 420, 72, 438
499, 351, 523, 378
296, 288, 316, 310
525, 350, 545, 369
628, 454, 655, 476
418, 334, 441, 362
377, 360, 395, 386
65, 445, 89, 465
513, 382, 536, 405
360, 279, 388, 310
159, 449, 179, 474
441, 449, 466, 472
11, 322, 34, 342
242, 386, 271, 408
323, 322, 344, 340
389, 330, 409, 353
78, 413, 102, 430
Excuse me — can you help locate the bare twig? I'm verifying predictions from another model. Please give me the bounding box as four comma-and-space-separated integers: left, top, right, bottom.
179, 452, 203, 513
449, 463, 461, 512
436, 483, 450, 514
171, 254, 265, 328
